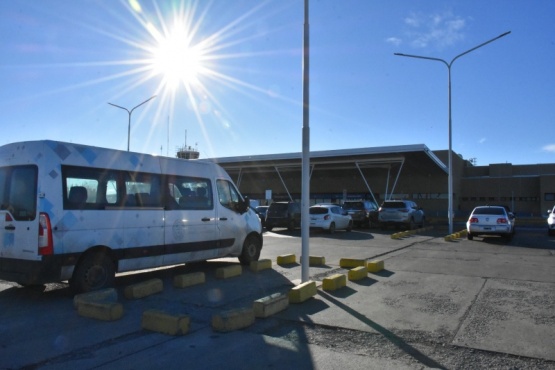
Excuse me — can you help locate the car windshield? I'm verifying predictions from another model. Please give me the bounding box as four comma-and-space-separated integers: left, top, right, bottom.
343, 203, 363, 210
382, 201, 406, 208
472, 207, 505, 215
309, 207, 328, 215
270, 203, 288, 211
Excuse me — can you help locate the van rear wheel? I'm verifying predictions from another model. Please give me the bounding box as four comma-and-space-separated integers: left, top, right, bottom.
238, 235, 261, 265
70, 251, 115, 293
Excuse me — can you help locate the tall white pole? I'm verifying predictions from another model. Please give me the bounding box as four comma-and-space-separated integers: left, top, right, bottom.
301, 0, 310, 283
395, 31, 510, 234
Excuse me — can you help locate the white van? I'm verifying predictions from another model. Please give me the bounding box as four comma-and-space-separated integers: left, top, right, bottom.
0, 140, 262, 292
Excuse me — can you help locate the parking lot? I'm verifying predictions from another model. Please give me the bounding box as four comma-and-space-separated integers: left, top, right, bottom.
1, 225, 554, 369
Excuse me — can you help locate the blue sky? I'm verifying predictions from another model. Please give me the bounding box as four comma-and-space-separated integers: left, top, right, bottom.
1, 0, 554, 165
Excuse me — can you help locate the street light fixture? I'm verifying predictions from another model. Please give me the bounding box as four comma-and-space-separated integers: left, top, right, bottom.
108, 95, 157, 151
395, 31, 510, 235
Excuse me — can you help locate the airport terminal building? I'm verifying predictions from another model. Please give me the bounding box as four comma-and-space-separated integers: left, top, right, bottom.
205, 144, 555, 219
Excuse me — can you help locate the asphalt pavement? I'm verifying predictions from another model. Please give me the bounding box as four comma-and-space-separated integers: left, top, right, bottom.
1, 227, 554, 369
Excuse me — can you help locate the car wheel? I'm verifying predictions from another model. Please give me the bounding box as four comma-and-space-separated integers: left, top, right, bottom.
419, 217, 425, 228
467, 233, 474, 240
346, 221, 353, 232
408, 218, 415, 230
70, 251, 115, 293
328, 222, 336, 234
238, 234, 261, 265
548, 228, 554, 236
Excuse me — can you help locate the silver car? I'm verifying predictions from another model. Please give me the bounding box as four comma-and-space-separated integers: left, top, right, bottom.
378, 200, 425, 230
466, 205, 515, 241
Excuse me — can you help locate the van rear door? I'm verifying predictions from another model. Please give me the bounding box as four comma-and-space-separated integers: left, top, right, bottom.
0, 165, 39, 262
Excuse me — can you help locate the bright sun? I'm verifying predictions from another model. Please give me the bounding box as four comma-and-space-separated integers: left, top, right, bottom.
149, 24, 205, 90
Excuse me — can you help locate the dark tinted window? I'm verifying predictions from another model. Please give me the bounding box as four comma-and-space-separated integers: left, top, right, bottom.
472, 207, 505, 216
309, 207, 328, 215
382, 201, 406, 208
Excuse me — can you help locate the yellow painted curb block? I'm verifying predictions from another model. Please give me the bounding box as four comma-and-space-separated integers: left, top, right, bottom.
212, 307, 255, 332
124, 278, 164, 300
216, 265, 242, 279
391, 233, 401, 239
322, 274, 347, 291
339, 258, 366, 268
444, 235, 453, 241
308, 256, 326, 266
173, 272, 206, 288
77, 301, 124, 321
142, 310, 190, 336
73, 288, 118, 309
367, 259, 384, 273
348, 266, 368, 281
250, 259, 272, 272
253, 292, 289, 318
289, 281, 317, 303
277, 254, 296, 265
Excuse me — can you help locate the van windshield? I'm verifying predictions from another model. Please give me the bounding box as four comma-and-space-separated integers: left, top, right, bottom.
0, 165, 38, 221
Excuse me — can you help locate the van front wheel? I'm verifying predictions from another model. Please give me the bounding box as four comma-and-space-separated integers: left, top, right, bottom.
238, 235, 261, 265
70, 251, 115, 293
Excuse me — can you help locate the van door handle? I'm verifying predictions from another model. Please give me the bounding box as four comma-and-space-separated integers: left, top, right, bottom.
201, 217, 211, 222
5, 225, 15, 230
219, 218, 227, 221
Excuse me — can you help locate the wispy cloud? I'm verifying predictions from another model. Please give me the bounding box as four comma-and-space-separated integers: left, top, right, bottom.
542, 144, 555, 153
385, 37, 402, 46
391, 11, 468, 49
479, 137, 486, 144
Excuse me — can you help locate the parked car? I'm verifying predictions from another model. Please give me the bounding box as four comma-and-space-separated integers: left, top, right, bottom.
309, 204, 352, 233
466, 205, 515, 241
547, 205, 555, 236
342, 200, 379, 228
255, 205, 269, 226
265, 201, 301, 231
378, 200, 425, 230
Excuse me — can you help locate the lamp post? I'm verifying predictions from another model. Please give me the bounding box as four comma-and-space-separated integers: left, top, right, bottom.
108, 95, 157, 151
395, 31, 510, 235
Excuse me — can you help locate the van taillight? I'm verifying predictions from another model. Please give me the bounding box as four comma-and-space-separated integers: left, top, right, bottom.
38, 212, 53, 256
5, 213, 13, 222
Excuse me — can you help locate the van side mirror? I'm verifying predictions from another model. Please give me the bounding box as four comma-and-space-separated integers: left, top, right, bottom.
236, 197, 250, 214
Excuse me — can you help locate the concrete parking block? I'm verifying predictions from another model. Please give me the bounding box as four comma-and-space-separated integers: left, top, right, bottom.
253, 292, 289, 318
288, 280, 317, 303
216, 265, 242, 279
142, 310, 190, 336
250, 259, 272, 272
212, 307, 255, 332
73, 288, 118, 309
173, 272, 205, 288
339, 258, 366, 268
277, 254, 296, 265
77, 301, 124, 321
367, 259, 384, 273
308, 256, 326, 266
124, 278, 164, 299
322, 274, 347, 291
348, 266, 368, 281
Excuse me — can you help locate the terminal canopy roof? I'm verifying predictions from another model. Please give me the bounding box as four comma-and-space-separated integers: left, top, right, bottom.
203, 144, 448, 202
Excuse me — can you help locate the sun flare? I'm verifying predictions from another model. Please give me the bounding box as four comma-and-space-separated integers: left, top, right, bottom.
148, 24, 205, 90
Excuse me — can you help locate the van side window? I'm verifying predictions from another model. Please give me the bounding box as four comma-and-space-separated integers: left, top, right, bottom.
166, 176, 212, 210
124, 172, 162, 207
0, 165, 37, 221
216, 179, 241, 211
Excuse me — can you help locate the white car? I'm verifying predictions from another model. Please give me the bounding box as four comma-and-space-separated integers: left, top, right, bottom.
547, 206, 555, 236
466, 205, 515, 241
309, 204, 352, 233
